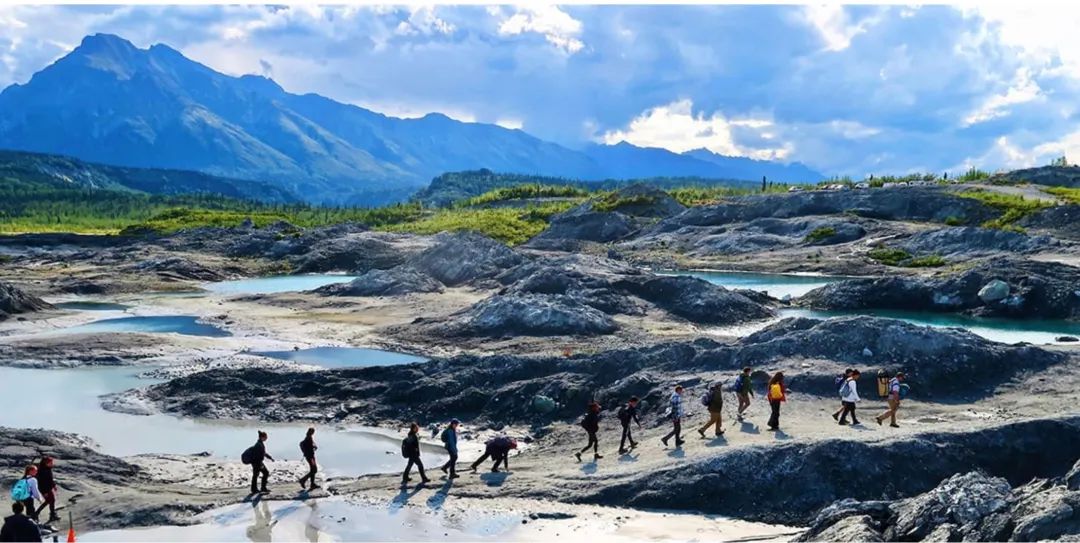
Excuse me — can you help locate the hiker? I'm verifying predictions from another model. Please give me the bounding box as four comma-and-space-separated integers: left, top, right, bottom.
734, 367, 753, 421
876, 372, 906, 428
766, 372, 787, 431
575, 401, 602, 462
838, 369, 861, 425
661, 385, 685, 447
831, 368, 855, 422
617, 396, 642, 454
9, 465, 43, 522
298, 427, 319, 491
243, 431, 274, 494
401, 422, 430, 485
0, 502, 40, 543
33, 457, 58, 524
470, 436, 517, 473
697, 383, 725, 438
440, 419, 460, 479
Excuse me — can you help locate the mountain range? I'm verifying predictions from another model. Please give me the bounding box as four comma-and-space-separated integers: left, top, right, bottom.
0, 34, 824, 204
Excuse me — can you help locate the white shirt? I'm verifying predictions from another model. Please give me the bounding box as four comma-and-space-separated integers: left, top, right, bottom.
841, 378, 860, 403
22, 477, 44, 501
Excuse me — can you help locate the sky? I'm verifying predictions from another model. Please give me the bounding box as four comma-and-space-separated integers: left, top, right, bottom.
1, 3, 1080, 177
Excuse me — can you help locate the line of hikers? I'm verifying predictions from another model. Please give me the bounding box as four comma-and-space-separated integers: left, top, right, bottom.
574, 367, 911, 457
227, 367, 912, 495
3, 456, 59, 542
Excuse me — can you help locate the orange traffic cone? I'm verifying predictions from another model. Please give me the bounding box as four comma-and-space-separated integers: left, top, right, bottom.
66, 527, 75, 543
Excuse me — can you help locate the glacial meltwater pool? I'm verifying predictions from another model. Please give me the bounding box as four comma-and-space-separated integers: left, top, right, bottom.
254, 347, 428, 369
54, 301, 131, 311
62, 315, 231, 337
204, 274, 361, 295
780, 308, 1080, 345
660, 270, 848, 299
0, 366, 442, 477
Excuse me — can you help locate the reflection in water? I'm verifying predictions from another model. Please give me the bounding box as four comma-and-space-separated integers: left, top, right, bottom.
246, 498, 275, 543
660, 270, 847, 299
61, 315, 231, 337
204, 275, 361, 296
254, 347, 427, 369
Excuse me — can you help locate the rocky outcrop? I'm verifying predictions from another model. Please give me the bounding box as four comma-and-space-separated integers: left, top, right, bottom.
314, 267, 444, 296
585, 417, 1080, 526
133, 315, 1065, 425
0, 281, 52, 319
532, 211, 638, 243
437, 293, 618, 337
127, 256, 228, 282
613, 275, 775, 324
990, 165, 1080, 188
530, 184, 685, 244
407, 231, 526, 287
1022, 205, 1080, 240
800, 259, 1080, 320
894, 226, 1063, 258
799, 456, 1080, 541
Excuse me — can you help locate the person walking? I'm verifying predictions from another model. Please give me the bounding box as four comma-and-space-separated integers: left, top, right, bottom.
33, 457, 58, 524
470, 436, 517, 473
440, 419, 460, 479
697, 383, 725, 437
876, 372, 906, 428
831, 368, 854, 422
9, 466, 44, 522
617, 396, 641, 454
0, 502, 41, 543
766, 372, 787, 431
734, 367, 753, 421
661, 385, 685, 448
401, 422, 430, 485
298, 427, 319, 491
838, 370, 861, 425
575, 401, 602, 462
246, 431, 274, 494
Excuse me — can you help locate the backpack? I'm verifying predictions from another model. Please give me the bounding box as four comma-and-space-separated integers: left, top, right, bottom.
699, 391, 711, 407
898, 383, 911, 400
10, 478, 30, 501
400, 437, 410, 458
839, 379, 851, 398
240, 446, 255, 465
616, 405, 631, 425
733, 375, 745, 392
834, 375, 846, 388
440, 428, 450, 444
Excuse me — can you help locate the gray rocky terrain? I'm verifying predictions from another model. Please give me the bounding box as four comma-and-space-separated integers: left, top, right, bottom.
0, 281, 52, 320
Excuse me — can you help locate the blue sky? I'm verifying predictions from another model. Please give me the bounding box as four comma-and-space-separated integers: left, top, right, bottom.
1, 4, 1079, 176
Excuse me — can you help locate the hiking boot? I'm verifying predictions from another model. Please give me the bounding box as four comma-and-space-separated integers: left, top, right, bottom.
594, 454, 603, 460
470, 465, 478, 473
890, 423, 900, 428
629, 441, 639, 449
697, 428, 706, 438
420, 477, 431, 485
574, 452, 582, 462
250, 487, 259, 495
440, 465, 449, 474
838, 420, 849, 426
766, 426, 777, 432
831, 412, 839, 421
449, 474, 460, 479
716, 429, 725, 436
259, 487, 271, 494
675, 439, 685, 447
491, 467, 500, 473
661, 437, 669, 447
618, 448, 627, 455
875, 418, 882, 426
310, 484, 321, 491
298, 479, 306, 489
852, 420, 861, 426
47, 515, 61, 524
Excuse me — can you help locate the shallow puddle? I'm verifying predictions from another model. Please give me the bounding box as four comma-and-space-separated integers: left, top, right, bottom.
61, 315, 231, 337
253, 347, 427, 369
204, 275, 361, 296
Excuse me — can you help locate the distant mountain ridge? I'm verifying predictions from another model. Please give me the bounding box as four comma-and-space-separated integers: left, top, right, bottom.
0, 33, 824, 204
0, 149, 296, 202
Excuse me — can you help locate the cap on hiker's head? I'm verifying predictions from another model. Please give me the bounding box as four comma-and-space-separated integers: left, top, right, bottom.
450, 418, 460, 425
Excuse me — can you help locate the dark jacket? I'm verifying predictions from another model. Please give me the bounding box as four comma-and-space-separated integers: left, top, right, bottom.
440, 427, 458, 454
251, 440, 271, 464
708, 386, 724, 413
581, 410, 600, 433
34, 465, 54, 492
0, 514, 41, 542
402, 433, 421, 458
618, 403, 640, 427
485, 436, 513, 456
300, 436, 317, 459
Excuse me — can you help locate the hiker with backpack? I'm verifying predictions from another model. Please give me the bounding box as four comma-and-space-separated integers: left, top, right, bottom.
766, 372, 787, 432
661, 385, 685, 448
298, 427, 319, 491
734, 367, 753, 421
831, 368, 855, 422
876, 372, 907, 428
575, 401, 602, 462
617, 396, 642, 455
32, 457, 58, 524
401, 422, 430, 486
837, 370, 861, 425
242, 431, 274, 495
0, 502, 40, 543
470, 436, 517, 473
10, 465, 44, 522
440, 419, 460, 479
697, 383, 725, 438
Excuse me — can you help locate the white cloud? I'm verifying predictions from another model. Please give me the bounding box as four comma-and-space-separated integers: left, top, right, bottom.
601, 99, 790, 160
496, 5, 584, 54
962, 68, 1042, 126
829, 120, 881, 139
963, 4, 1080, 72
495, 118, 523, 130
395, 6, 455, 37
800, 5, 875, 52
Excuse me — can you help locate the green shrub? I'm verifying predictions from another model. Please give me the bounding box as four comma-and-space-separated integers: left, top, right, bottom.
456, 184, 590, 208
907, 255, 947, 268
1046, 187, 1080, 204
944, 216, 965, 226
592, 194, 658, 213
868, 248, 912, 266
804, 226, 837, 243
958, 190, 1051, 230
